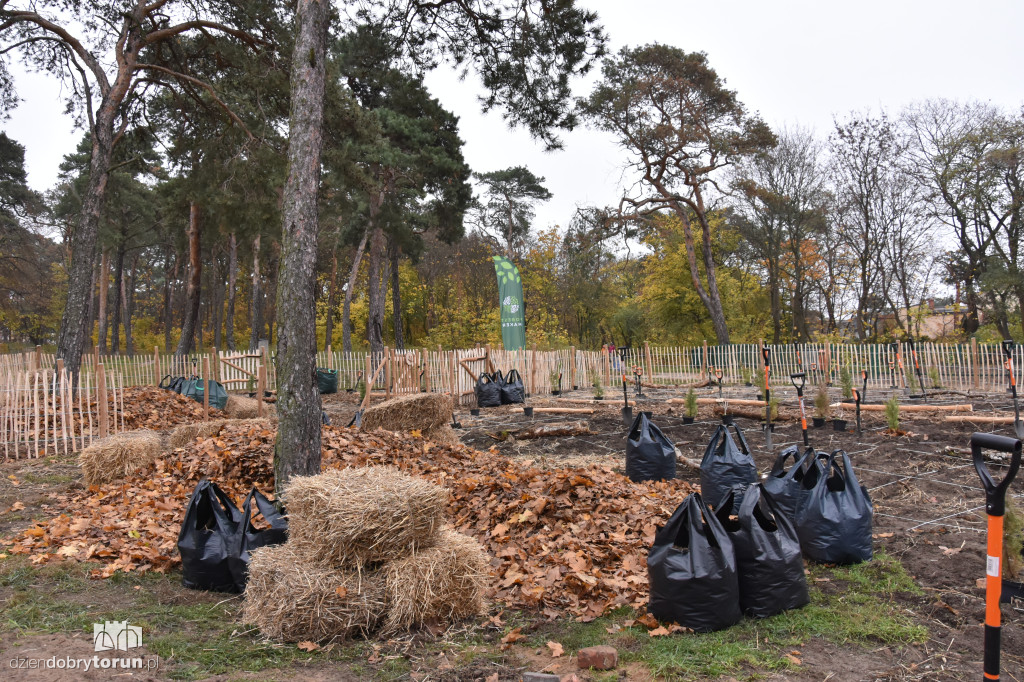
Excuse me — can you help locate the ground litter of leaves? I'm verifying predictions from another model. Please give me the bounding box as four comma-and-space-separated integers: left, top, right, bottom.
54, 385, 225, 436
2, 421, 695, 620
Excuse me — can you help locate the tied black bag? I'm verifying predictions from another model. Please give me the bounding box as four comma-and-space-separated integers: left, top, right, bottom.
500, 369, 526, 404
647, 492, 742, 632
717, 485, 809, 618
475, 373, 502, 408
700, 423, 756, 509
159, 374, 186, 394
796, 450, 874, 564
762, 446, 819, 523
178, 479, 243, 592
625, 412, 676, 482
227, 488, 288, 591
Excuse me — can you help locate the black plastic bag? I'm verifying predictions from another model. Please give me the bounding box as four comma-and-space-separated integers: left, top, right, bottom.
700, 423, 756, 509
500, 369, 526, 404
762, 446, 819, 523
316, 367, 338, 394
716, 485, 809, 618
796, 450, 873, 564
159, 375, 186, 393
181, 377, 229, 410
647, 492, 741, 632
178, 479, 243, 592
475, 373, 502, 408
625, 412, 676, 482
227, 487, 288, 591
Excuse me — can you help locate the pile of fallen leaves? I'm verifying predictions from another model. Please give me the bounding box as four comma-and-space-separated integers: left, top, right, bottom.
57, 386, 224, 435
3, 422, 694, 619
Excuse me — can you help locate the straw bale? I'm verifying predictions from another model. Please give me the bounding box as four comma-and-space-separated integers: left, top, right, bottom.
380, 529, 489, 635
361, 393, 452, 433
242, 543, 385, 643
224, 394, 276, 419
421, 423, 460, 447
167, 419, 230, 449
285, 466, 449, 567
79, 430, 166, 486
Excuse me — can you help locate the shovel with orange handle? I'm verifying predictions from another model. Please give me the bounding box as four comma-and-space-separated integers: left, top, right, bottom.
971, 432, 1021, 681
791, 372, 808, 446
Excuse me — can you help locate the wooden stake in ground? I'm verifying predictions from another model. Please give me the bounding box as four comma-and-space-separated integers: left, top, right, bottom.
203, 356, 211, 420
97, 363, 108, 439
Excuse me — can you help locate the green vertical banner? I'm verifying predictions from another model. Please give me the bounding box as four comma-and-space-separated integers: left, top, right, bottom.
492, 256, 526, 350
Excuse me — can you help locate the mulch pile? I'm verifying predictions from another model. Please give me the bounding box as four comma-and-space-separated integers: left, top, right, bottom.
3, 422, 695, 620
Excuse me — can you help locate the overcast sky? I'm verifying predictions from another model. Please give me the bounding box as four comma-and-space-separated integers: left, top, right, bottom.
4, 0, 1024, 232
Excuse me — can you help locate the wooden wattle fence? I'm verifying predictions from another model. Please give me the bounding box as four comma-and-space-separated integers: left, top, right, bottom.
1, 339, 1018, 459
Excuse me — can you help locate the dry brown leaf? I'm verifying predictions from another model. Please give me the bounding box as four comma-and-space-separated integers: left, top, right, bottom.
546, 641, 564, 657
296, 641, 319, 652
648, 626, 671, 637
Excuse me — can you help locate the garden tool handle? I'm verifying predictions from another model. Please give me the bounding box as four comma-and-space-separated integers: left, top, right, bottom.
762, 345, 771, 367
971, 433, 1021, 516
790, 372, 805, 393
1002, 339, 1015, 359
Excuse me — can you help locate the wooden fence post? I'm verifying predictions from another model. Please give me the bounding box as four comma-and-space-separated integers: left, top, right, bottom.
326, 345, 333, 370
202, 356, 211, 420
97, 363, 108, 438
153, 347, 161, 386
970, 337, 980, 390
257, 363, 266, 418
530, 343, 538, 397
34, 345, 41, 372
644, 341, 653, 382
569, 345, 576, 389
702, 340, 708, 376
211, 347, 220, 383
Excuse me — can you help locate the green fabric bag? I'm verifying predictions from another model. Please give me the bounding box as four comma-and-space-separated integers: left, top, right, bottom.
316, 368, 338, 394
181, 378, 229, 410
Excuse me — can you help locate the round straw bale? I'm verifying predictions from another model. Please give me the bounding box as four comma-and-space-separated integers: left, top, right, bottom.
285, 466, 449, 568
79, 430, 166, 486
380, 529, 489, 635
361, 393, 453, 433
421, 423, 460, 447
224, 394, 276, 419
242, 543, 385, 643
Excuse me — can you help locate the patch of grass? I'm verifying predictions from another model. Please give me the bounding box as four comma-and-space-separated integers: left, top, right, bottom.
21, 470, 78, 485
528, 550, 926, 679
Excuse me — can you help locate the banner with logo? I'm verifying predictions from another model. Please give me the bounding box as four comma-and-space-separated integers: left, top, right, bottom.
492, 256, 526, 350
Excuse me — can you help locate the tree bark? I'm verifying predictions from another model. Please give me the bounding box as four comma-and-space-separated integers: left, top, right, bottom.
97, 250, 109, 354
175, 202, 202, 355
274, 0, 328, 498
110, 243, 125, 353
250, 233, 262, 350
55, 115, 117, 379
212, 250, 223, 349
390, 238, 404, 350
163, 252, 177, 353
123, 252, 136, 356
342, 228, 369, 352
366, 225, 387, 354
86, 258, 97, 352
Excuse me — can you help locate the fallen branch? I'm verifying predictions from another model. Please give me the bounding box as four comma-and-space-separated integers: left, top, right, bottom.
669, 397, 767, 407
523, 407, 595, 414
837, 403, 973, 413
515, 421, 592, 439
944, 415, 1014, 424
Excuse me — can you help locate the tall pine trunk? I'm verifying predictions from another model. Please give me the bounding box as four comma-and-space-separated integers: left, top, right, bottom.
226, 232, 238, 350
342, 228, 369, 352
55, 119, 116, 379
390, 239, 404, 350
123, 253, 136, 356
250, 234, 262, 350
97, 250, 109, 354
325, 251, 338, 348
176, 203, 202, 355
110, 243, 125, 353
273, 0, 328, 497
366, 225, 387, 354
163, 253, 177, 353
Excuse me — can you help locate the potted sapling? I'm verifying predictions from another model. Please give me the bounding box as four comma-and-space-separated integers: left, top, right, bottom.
885, 392, 900, 434
550, 365, 563, 396
840, 365, 853, 400
832, 402, 848, 431
590, 368, 604, 400
683, 388, 698, 424
813, 383, 829, 428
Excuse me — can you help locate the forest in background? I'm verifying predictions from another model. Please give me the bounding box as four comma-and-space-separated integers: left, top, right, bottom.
2, 7, 1023, 359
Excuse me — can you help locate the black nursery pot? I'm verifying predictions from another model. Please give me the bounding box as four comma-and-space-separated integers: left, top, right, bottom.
812, 417, 826, 428
832, 418, 848, 432
721, 414, 734, 425
682, 416, 695, 424
552, 390, 561, 396
593, 395, 603, 400
745, 382, 753, 387
523, 406, 534, 417
470, 408, 480, 416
